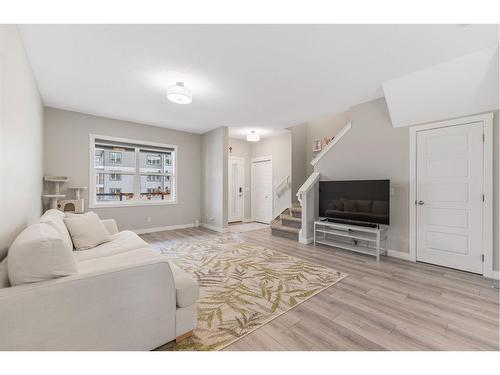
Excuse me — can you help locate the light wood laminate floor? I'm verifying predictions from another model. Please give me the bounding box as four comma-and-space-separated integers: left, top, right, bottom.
140, 227, 499, 351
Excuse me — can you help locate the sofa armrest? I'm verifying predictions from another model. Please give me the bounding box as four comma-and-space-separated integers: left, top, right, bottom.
101, 218, 118, 235
0, 258, 177, 350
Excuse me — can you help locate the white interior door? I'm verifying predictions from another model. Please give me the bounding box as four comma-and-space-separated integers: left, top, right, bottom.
228, 157, 244, 223
251, 157, 273, 224
416, 122, 484, 273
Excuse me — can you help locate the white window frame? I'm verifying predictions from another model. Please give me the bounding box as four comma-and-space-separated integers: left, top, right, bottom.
89, 134, 178, 208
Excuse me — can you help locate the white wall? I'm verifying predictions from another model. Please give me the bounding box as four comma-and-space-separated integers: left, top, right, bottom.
290, 123, 307, 204
250, 132, 292, 218
44, 108, 201, 232
201, 126, 228, 229
0, 26, 44, 260
383, 46, 499, 128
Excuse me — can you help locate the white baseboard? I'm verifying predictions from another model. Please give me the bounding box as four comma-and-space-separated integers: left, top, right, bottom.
201, 223, 228, 233
387, 249, 412, 261
133, 223, 195, 234
491, 271, 499, 280
242, 218, 253, 223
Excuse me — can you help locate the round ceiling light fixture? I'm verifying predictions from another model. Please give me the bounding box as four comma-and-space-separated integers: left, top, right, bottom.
246, 131, 260, 142
167, 82, 192, 104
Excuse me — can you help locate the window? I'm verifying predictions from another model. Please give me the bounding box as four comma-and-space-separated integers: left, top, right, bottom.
90, 135, 176, 207
109, 151, 122, 163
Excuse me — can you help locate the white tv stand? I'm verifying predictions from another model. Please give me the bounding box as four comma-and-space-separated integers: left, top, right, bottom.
314, 220, 388, 261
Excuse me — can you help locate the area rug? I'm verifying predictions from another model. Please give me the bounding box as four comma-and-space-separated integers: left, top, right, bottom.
154, 236, 347, 351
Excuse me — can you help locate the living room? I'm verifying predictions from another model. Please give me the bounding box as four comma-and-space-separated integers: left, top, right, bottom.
0, 1, 499, 374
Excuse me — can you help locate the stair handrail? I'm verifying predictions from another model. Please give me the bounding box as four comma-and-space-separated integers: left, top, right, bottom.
310, 121, 351, 166
296, 172, 320, 204
273, 175, 290, 193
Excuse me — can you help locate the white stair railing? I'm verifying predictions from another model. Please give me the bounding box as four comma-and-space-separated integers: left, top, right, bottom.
296, 172, 320, 244
273, 175, 290, 196
309, 121, 351, 167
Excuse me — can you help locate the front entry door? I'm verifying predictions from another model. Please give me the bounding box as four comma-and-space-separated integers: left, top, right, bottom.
228, 157, 244, 223
416, 122, 484, 273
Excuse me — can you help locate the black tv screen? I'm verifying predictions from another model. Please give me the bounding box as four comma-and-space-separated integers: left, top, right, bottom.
319, 179, 390, 225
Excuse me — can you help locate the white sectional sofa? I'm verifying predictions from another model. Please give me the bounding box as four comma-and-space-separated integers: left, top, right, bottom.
0, 210, 198, 350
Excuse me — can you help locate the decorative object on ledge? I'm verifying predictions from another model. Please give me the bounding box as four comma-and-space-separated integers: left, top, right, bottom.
310, 121, 351, 166
323, 135, 335, 146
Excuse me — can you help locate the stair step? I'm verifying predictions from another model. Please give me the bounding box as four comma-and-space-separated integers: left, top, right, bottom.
289, 206, 302, 218
271, 219, 300, 234
271, 220, 299, 241
280, 213, 300, 223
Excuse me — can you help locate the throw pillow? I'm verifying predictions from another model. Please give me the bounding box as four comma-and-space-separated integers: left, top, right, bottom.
64, 212, 110, 250
7, 223, 78, 286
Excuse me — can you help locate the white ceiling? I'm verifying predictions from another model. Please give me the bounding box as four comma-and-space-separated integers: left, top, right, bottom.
20, 24, 499, 137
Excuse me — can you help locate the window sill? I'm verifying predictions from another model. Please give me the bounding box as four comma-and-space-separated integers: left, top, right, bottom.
89, 200, 178, 209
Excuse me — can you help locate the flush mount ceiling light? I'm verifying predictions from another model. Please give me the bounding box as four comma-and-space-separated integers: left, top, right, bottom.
167, 82, 192, 104
246, 131, 260, 142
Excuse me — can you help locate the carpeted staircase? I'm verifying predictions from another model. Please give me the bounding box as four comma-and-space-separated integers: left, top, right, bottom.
271, 204, 301, 240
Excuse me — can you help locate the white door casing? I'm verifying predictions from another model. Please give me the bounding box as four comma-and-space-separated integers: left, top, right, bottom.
409, 113, 495, 277
416, 122, 483, 273
251, 156, 273, 224
228, 156, 244, 223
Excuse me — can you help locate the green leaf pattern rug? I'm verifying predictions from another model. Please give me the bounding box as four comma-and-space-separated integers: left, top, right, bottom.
156, 237, 347, 351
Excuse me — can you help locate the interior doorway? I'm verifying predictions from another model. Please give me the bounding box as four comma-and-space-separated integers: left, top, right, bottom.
409, 113, 493, 276
251, 156, 273, 224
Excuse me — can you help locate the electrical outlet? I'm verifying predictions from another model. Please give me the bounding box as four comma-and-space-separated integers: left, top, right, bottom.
147, 216, 152, 223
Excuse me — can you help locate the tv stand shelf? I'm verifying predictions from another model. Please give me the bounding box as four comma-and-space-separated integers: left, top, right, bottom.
314, 220, 388, 261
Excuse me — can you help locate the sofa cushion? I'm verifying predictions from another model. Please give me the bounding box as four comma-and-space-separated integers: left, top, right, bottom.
169, 262, 199, 308
0, 258, 9, 288
64, 212, 110, 250
76, 247, 164, 274
7, 223, 78, 286
73, 230, 149, 262
40, 212, 74, 252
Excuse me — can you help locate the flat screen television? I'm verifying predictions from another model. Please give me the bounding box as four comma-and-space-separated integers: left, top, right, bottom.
319, 179, 390, 226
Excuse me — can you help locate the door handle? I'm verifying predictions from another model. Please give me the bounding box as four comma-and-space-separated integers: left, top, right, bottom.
417, 200, 425, 205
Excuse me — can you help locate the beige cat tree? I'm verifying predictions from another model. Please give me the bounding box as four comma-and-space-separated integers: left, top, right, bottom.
42, 176, 87, 213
